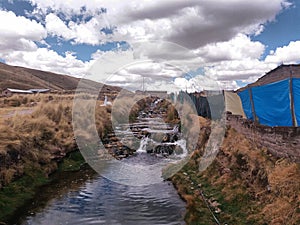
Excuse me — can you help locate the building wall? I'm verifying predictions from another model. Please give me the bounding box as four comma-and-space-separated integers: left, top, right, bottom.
2, 89, 12, 97
226, 114, 300, 162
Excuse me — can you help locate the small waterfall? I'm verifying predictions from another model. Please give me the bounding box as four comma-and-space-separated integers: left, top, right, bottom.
137, 136, 149, 153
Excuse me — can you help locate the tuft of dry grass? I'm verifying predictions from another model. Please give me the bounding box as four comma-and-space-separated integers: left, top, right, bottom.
171, 119, 300, 225
0, 94, 113, 189
0, 92, 117, 222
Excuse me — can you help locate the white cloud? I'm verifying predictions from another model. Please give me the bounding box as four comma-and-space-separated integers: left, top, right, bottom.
174, 74, 222, 92
2, 48, 91, 76
204, 59, 278, 83
107, 0, 290, 49
0, 0, 295, 91
217, 80, 240, 91
265, 41, 300, 64
29, 0, 108, 16
196, 34, 265, 63
0, 10, 46, 52
28, 0, 290, 49
45, 13, 74, 40
88, 49, 136, 82
45, 13, 108, 45
88, 47, 185, 91
68, 16, 107, 45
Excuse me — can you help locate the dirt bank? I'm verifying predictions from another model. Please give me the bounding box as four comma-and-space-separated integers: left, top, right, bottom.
171, 117, 300, 225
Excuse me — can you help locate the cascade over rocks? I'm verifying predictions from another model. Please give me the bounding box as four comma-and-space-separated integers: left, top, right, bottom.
101, 97, 181, 159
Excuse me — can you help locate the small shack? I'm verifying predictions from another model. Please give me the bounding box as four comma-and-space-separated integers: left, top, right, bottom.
2, 89, 13, 97
2, 88, 50, 97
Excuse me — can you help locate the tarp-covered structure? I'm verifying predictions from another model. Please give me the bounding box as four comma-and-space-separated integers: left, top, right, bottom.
228, 64, 300, 127
224, 91, 246, 118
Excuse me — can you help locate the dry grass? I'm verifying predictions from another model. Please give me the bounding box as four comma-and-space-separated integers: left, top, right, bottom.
204, 128, 300, 224
0, 94, 113, 189
171, 119, 300, 225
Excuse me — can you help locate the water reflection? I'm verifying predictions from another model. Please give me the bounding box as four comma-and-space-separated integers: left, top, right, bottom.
17, 166, 185, 225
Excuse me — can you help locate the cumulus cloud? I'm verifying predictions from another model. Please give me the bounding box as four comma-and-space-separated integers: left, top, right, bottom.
204, 59, 278, 83
28, 0, 107, 16
0, 10, 46, 52
83, 0, 291, 89
88, 47, 186, 91
2, 48, 91, 76
45, 13, 74, 40
28, 0, 289, 48
45, 13, 109, 45
265, 41, 300, 64
107, 0, 289, 48
196, 34, 265, 63
0, 0, 295, 91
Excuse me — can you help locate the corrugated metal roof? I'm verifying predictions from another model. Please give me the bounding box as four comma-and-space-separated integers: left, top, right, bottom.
6, 88, 50, 93
29, 89, 50, 93
7, 88, 33, 93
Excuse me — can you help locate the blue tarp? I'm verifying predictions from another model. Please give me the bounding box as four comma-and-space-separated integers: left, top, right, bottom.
238, 89, 253, 120
292, 78, 300, 126
252, 79, 292, 126
238, 79, 293, 127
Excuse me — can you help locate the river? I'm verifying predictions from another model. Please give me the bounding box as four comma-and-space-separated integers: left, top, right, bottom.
15, 167, 185, 225
14, 102, 187, 225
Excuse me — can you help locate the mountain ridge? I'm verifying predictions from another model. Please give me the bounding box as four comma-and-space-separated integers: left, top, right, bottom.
0, 62, 121, 93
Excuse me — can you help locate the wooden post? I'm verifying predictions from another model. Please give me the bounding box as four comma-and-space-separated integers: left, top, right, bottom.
248, 87, 258, 123
289, 67, 297, 127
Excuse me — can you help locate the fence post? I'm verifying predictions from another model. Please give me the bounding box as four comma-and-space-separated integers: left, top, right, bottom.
248, 87, 258, 123
289, 67, 297, 127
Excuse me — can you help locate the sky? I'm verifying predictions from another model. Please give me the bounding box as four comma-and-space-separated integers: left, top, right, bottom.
0, 0, 300, 91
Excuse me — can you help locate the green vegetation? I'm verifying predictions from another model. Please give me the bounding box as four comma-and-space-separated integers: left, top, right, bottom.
0, 150, 88, 223
0, 165, 50, 221
173, 161, 261, 224
59, 151, 86, 172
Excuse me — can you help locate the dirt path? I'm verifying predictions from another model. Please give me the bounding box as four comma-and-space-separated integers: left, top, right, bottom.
0, 108, 34, 119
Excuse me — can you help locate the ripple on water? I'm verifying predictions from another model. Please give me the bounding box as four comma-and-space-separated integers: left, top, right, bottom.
22, 115, 186, 225
23, 176, 185, 225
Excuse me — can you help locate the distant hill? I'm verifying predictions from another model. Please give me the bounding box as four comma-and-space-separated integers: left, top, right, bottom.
0, 62, 121, 94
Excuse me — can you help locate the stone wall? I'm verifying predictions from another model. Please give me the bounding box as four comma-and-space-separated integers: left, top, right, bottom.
226, 113, 300, 162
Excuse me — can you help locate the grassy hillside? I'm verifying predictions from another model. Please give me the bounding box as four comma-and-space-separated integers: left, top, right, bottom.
0, 62, 121, 94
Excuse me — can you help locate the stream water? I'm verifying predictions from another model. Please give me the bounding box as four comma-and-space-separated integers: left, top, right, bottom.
15, 103, 187, 225
17, 170, 185, 225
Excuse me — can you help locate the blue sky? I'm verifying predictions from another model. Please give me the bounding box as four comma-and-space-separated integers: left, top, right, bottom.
252, 0, 300, 59
0, 0, 299, 91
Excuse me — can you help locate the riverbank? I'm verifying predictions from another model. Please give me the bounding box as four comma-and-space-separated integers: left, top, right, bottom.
171, 116, 300, 224
0, 150, 88, 223
0, 94, 113, 222
1, 94, 299, 224
0, 93, 187, 224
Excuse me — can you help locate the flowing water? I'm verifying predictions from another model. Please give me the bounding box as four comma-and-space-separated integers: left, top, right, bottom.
15, 106, 187, 225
